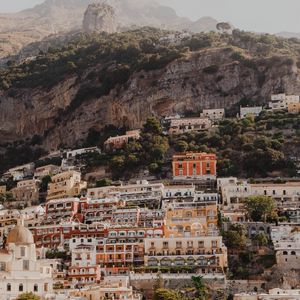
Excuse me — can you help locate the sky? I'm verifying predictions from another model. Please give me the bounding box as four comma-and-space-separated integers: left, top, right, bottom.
0, 0, 300, 33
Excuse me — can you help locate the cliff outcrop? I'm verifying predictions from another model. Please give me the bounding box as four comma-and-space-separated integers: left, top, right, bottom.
1, 43, 299, 151
83, 3, 117, 33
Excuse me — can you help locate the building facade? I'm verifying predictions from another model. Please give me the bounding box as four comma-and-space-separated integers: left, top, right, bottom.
172, 152, 217, 180
47, 171, 87, 201
0, 223, 53, 299
168, 117, 212, 135
201, 109, 225, 121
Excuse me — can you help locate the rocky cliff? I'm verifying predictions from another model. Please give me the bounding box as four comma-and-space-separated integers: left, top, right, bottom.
0, 0, 220, 60
83, 3, 117, 33
1, 29, 300, 152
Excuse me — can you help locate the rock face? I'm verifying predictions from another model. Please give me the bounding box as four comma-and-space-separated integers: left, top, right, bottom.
0, 0, 221, 60
1, 47, 300, 152
82, 3, 117, 33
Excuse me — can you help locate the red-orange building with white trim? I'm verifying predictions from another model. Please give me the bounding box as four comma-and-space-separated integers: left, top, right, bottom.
172, 152, 217, 180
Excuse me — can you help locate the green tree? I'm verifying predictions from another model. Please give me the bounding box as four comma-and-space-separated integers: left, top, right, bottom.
96, 178, 112, 187
191, 276, 209, 300
153, 288, 182, 300
252, 233, 269, 246
174, 140, 189, 152
39, 175, 52, 193
17, 293, 40, 300
223, 224, 247, 249
142, 117, 162, 135
243, 196, 277, 222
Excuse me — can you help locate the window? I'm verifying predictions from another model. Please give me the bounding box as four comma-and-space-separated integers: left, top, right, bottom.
19, 284, 23, 292
23, 260, 29, 271
34, 284, 38, 292
21, 247, 26, 257
7, 284, 11, 292
0, 262, 5, 271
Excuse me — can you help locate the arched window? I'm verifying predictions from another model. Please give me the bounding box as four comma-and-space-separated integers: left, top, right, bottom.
19, 284, 23, 292
34, 284, 38, 292
7, 283, 11, 291
283, 251, 288, 255
291, 251, 296, 255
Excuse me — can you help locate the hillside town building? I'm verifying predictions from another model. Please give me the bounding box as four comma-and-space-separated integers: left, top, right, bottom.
11, 179, 40, 206
240, 106, 263, 118
104, 130, 140, 151
201, 108, 225, 120
172, 152, 217, 180
0, 222, 54, 299
47, 171, 87, 201
269, 94, 300, 111
168, 117, 212, 134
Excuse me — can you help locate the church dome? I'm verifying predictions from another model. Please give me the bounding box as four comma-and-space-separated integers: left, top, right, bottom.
7, 225, 34, 244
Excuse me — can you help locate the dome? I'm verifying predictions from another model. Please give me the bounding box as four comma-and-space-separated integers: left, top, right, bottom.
7, 225, 34, 244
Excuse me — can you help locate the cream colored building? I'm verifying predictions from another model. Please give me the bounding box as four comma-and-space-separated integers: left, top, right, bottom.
240, 106, 263, 118
220, 178, 300, 210
11, 179, 40, 206
164, 205, 218, 238
87, 180, 163, 208
69, 276, 142, 300
269, 94, 300, 111
272, 229, 300, 269
47, 171, 87, 201
2, 163, 35, 182
144, 235, 228, 274
104, 130, 140, 151
34, 164, 60, 179
0, 223, 53, 299
201, 109, 225, 121
0, 186, 6, 194
234, 289, 300, 300
168, 117, 212, 134
288, 102, 300, 113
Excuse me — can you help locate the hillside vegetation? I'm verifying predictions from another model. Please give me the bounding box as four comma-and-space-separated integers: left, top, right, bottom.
2, 28, 300, 91
1, 28, 300, 178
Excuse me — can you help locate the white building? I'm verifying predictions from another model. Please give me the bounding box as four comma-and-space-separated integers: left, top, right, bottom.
235, 289, 300, 300
69, 244, 101, 287
68, 276, 142, 300
269, 94, 300, 111
87, 180, 163, 208
65, 147, 101, 160
220, 178, 300, 210
162, 184, 195, 199
2, 163, 35, 182
168, 117, 212, 134
0, 223, 53, 299
201, 109, 225, 121
272, 228, 300, 269
240, 106, 263, 118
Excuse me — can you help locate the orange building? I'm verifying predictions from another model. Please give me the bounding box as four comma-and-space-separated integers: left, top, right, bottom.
172, 152, 217, 180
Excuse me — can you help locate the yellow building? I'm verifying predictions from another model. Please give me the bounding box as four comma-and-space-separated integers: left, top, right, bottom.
0, 186, 6, 194
11, 179, 40, 206
47, 171, 87, 201
143, 203, 227, 275
144, 236, 228, 275
288, 102, 300, 113
164, 204, 218, 238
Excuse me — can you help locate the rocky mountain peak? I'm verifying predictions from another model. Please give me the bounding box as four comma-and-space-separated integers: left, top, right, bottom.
82, 3, 117, 33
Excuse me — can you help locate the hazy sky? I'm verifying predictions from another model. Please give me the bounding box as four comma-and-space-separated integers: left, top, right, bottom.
1, 0, 300, 33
